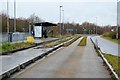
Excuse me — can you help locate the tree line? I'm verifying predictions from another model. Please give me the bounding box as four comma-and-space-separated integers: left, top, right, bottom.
1, 12, 119, 38
1, 12, 43, 32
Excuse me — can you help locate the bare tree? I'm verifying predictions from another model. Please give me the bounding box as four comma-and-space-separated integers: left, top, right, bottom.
28, 13, 43, 23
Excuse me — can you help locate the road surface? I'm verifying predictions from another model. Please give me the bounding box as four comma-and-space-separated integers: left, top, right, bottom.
91, 36, 119, 56
12, 37, 110, 78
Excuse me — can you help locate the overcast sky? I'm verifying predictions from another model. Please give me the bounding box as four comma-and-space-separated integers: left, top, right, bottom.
1, 0, 119, 26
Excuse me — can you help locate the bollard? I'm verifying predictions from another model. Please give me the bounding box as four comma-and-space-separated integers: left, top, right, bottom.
20, 65, 25, 69
17, 66, 21, 71
6, 72, 10, 78
32, 59, 35, 63
8, 32, 13, 43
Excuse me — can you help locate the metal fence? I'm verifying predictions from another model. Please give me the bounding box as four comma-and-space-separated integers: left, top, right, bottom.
0, 32, 29, 43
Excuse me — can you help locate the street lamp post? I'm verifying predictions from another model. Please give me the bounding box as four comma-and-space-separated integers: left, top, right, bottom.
7, 0, 10, 42
14, 0, 16, 32
62, 9, 64, 34
96, 17, 98, 35
59, 6, 63, 35
117, 0, 119, 39
29, 21, 31, 36
7, 0, 9, 34
89, 23, 90, 34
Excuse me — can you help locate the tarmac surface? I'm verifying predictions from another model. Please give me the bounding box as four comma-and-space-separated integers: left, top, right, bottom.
11, 36, 110, 78
91, 36, 119, 56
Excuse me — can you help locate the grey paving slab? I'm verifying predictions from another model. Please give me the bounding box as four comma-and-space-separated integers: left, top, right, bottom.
12, 37, 110, 78
0, 37, 61, 77
0, 47, 52, 75
91, 36, 119, 56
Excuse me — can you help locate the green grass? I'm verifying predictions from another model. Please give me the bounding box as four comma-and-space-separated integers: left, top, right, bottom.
103, 53, 120, 77
52, 34, 72, 38
44, 36, 74, 48
0, 47, 2, 52
64, 35, 80, 47
78, 37, 87, 46
0, 42, 33, 53
101, 36, 120, 44
92, 38, 120, 78
44, 41, 61, 48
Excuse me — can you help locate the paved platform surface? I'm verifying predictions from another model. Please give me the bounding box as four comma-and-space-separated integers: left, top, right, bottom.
0, 47, 52, 75
12, 37, 110, 78
0, 38, 60, 76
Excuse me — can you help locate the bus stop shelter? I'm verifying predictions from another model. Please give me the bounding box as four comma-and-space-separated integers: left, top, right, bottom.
31, 22, 57, 38
34, 22, 57, 26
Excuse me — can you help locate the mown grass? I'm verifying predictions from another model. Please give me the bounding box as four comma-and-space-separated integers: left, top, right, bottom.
0, 42, 33, 53
78, 37, 87, 46
44, 41, 61, 48
44, 36, 74, 48
52, 34, 72, 38
103, 53, 120, 77
101, 36, 120, 44
44, 35, 80, 48
0, 47, 2, 52
64, 35, 80, 47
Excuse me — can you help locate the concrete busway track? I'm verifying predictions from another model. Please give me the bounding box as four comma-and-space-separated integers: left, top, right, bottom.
12, 36, 110, 78
1, 36, 79, 80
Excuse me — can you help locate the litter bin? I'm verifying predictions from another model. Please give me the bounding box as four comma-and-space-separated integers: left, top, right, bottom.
8, 32, 13, 42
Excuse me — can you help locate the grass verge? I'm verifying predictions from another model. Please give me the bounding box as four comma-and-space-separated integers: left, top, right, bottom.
103, 53, 120, 78
78, 37, 87, 46
91, 38, 120, 78
44, 36, 74, 48
0, 42, 33, 53
101, 36, 120, 44
64, 35, 80, 47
